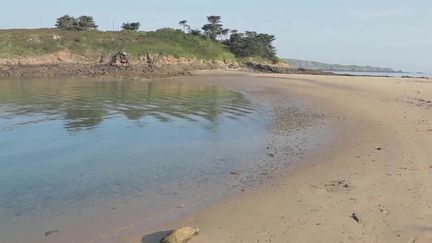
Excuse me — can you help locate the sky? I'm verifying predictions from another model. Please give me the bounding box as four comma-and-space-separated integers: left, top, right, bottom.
1, 0, 431, 72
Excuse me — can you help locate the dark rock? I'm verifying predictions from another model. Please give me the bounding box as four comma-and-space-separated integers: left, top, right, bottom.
44, 230, 59, 236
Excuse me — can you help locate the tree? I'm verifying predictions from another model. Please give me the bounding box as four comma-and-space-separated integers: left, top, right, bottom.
55, 15, 97, 31
225, 31, 277, 61
122, 22, 141, 31
77, 16, 98, 31
55, 15, 78, 30
201, 16, 229, 41
178, 20, 191, 33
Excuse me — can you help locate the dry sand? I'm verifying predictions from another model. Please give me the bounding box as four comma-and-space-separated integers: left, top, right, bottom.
100, 71, 432, 243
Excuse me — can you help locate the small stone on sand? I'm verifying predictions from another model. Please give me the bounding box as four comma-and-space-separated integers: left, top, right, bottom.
160, 226, 199, 243
351, 213, 360, 223
44, 230, 59, 236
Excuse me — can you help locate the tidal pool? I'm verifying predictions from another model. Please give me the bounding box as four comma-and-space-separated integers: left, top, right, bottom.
0, 78, 267, 242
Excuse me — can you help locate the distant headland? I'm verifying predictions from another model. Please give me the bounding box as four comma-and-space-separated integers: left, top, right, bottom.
284, 58, 402, 73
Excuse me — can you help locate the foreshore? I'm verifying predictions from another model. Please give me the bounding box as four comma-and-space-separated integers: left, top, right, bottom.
124, 71, 432, 243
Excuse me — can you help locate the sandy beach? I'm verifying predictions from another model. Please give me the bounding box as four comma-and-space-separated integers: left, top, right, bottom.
129, 71, 432, 243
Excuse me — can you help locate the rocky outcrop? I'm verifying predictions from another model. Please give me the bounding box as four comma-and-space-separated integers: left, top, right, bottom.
244, 62, 332, 75
110, 52, 130, 66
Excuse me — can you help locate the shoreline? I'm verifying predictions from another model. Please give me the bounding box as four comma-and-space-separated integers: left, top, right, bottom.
77, 71, 339, 243
131, 71, 432, 243
67, 71, 350, 243
1, 62, 429, 81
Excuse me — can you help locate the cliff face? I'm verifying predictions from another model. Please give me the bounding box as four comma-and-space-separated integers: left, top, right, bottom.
0, 50, 241, 79
0, 49, 237, 67
284, 59, 400, 73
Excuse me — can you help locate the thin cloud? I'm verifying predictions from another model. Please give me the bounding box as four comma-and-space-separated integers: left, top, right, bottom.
348, 8, 415, 21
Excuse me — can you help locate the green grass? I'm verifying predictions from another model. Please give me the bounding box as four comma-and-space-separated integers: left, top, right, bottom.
0, 28, 236, 61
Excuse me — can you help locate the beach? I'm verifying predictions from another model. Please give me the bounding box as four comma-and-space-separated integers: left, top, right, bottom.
131, 71, 432, 243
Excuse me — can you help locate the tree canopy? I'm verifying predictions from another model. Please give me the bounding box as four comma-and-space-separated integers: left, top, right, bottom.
121, 22, 141, 31
178, 20, 191, 33
77, 16, 98, 31
201, 16, 230, 41
55, 15, 97, 31
198, 15, 277, 61
53, 14, 278, 62
225, 31, 278, 61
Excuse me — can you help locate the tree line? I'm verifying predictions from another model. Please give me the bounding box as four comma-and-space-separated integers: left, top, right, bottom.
55, 15, 278, 62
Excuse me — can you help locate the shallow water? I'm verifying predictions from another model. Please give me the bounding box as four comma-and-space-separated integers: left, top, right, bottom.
0, 78, 267, 242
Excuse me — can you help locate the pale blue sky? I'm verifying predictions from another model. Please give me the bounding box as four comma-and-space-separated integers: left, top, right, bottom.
1, 0, 431, 72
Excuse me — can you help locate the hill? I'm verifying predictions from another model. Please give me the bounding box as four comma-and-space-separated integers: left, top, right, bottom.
0, 28, 236, 62
284, 58, 401, 73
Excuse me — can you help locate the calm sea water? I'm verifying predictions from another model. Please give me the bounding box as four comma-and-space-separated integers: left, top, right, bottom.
0, 78, 267, 243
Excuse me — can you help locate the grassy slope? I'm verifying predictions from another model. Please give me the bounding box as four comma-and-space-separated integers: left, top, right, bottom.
0, 28, 236, 61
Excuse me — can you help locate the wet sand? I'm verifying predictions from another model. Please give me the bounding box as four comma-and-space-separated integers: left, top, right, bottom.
135, 71, 432, 243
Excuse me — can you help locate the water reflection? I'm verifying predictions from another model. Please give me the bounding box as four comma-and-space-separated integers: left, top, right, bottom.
0, 79, 259, 131
0, 78, 268, 243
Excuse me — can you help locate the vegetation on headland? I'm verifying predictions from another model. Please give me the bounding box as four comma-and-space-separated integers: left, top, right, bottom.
284, 58, 401, 73
0, 15, 279, 64
0, 28, 235, 61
